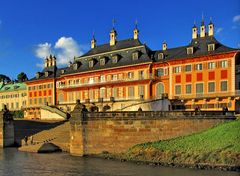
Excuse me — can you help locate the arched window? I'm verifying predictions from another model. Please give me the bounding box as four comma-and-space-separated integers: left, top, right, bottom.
156, 83, 164, 98
58, 93, 64, 103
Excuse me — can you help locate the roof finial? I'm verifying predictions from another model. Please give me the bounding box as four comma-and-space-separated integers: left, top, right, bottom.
193, 19, 197, 27
135, 19, 138, 29
112, 18, 116, 29
201, 12, 205, 25
92, 30, 95, 39
209, 17, 213, 24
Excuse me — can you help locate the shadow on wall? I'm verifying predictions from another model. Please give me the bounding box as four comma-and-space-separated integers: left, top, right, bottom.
14, 120, 66, 146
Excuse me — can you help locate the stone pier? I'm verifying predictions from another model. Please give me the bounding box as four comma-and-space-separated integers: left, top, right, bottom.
0, 106, 15, 147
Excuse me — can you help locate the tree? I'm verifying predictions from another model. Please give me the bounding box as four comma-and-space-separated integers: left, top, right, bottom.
17, 72, 28, 82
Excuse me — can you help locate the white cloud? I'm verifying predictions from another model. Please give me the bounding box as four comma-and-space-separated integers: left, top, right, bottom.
35, 37, 86, 67
216, 27, 223, 35
35, 42, 52, 59
54, 37, 82, 65
233, 15, 240, 24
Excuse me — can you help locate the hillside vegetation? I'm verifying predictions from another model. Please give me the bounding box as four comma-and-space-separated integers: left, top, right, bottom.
124, 120, 240, 167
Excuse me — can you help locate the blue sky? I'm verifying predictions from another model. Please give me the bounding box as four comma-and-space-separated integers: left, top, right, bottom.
0, 0, 239, 79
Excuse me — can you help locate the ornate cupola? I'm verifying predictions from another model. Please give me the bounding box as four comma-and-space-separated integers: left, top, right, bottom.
48, 55, 53, 67
192, 21, 198, 39
200, 15, 206, 38
133, 20, 139, 40
208, 17, 214, 36
91, 33, 96, 49
110, 19, 117, 46
162, 41, 167, 51
44, 57, 49, 68
52, 55, 56, 66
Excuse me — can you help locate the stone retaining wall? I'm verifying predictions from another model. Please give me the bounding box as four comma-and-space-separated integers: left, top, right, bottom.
70, 111, 235, 156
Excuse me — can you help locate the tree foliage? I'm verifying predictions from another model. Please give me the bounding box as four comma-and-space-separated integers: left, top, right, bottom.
17, 72, 28, 82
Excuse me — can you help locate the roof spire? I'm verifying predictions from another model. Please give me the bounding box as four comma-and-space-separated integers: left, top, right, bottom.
193, 19, 197, 28
135, 19, 138, 29
209, 17, 213, 24
133, 20, 139, 40
112, 18, 116, 29
201, 12, 205, 26
91, 30, 96, 49
92, 30, 95, 40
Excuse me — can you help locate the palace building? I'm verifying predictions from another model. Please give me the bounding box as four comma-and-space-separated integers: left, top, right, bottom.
25, 19, 240, 119
0, 81, 27, 111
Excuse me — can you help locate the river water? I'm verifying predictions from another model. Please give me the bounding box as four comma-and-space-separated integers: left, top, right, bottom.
0, 148, 238, 176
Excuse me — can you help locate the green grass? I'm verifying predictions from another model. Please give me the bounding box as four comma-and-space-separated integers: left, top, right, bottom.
130, 120, 240, 154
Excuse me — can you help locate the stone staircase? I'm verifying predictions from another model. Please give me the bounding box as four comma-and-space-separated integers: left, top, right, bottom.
19, 121, 70, 152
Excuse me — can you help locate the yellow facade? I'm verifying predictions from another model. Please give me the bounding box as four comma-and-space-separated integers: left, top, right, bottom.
0, 82, 27, 111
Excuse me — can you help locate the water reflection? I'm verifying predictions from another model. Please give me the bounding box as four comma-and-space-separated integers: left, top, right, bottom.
0, 148, 238, 176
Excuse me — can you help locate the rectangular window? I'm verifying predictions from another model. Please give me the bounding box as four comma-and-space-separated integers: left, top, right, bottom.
89, 89, 93, 100
16, 102, 19, 109
39, 98, 42, 105
113, 87, 118, 98
132, 52, 139, 60
48, 97, 52, 104
89, 60, 94, 68
100, 75, 105, 82
89, 77, 94, 84
196, 83, 204, 94
100, 88, 106, 98
175, 85, 181, 95
220, 60, 228, 68
128, 87, 134, 98
186, 84, 192, 94
187, 47, 193, 54
208, 62, 215, 69
34, 98, 37, 105
208, 82, 215, 93
156, 68, 164, 76
112, 55, 118, 63
112, 74, 118, 81
128, 72, 134, 79
100, 58, 105, 66
208, 44, 215, 51
138, 70, 144, 80
138, 85, 145, 97
220, 81, 228, 91
196, 63, 203, 71
174, 66, 181, 73
185, 65, 192, 72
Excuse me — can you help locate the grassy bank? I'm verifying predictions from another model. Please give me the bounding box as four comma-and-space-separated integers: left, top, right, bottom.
100, 120, 240, 171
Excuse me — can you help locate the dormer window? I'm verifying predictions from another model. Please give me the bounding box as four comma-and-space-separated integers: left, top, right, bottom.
187, 47, 193, 55
45, 71, 49, 77
36, 72, 41, 79
112, 55, 119, 63
132, 51, 139, 60
208, 43, 215, 51
100, 57, 106, 66
158, 53, 164, 60
73, 63, 79, 70
61, 69, 65, 74
89, 60, 94, 68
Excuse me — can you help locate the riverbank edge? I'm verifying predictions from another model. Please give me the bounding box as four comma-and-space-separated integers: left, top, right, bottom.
86, 153, 240, 172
